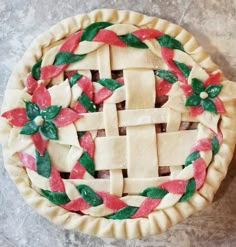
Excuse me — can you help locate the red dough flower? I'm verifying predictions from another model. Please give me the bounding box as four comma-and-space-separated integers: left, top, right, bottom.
2, 83, 80, 154
182, 73, 225, 116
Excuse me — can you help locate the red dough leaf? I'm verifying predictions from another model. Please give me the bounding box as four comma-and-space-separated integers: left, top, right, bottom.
31, 132, 49, 155
204, 72, 221, 87
93, 29, 127, 47
65, 70, 78, 79
189, 105, 204, 117
132, 29, 163, 40
212, 97, 225, 114
40, 64, 67, 80
77, 76, 94, 99
73, 101, 87, 113
62, 198, 90, 211
26, 74, 38, 94
94, 87, 112, 104
116, 77, 124, 84
2, 108, 28, 127
161, 46, 174, 61
180, 83, 193, 97
49, 166, 65, 192
191, 138, 212, 152
216, 129, 223, 144
161, 47, 187, 83
93, 78, 124, 104
156, 79, 172, 97
69, 161, 86, 179
18, 152, 36, 171
97, 192, 126, 211
131, 198, 161, 218
53, 108, 81, 127
32, 83, 51, 109
159, 180, 187, 194
79, 131, 94, 158
59, 31, 82, 53
193, 158, 206, 190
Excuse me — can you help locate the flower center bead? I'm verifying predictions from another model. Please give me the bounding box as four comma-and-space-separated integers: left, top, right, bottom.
34, 116, 44, 126
200, 92, 208, 99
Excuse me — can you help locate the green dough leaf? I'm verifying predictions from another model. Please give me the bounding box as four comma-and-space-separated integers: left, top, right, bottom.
184, 151, 200, 167
20, 121, 39, 135
76, 184, 103, 207
201, 98, 217, 114
97, 78, 123, 91
106, 206, 138, 219
36, 149, 51, 178
191, 78, 204, 94
69, 73, 82, 87
80, 22, 113, 41
205, 84, 223, 98
185, 94, 201, 106
157, 34, 184, 51
179, 178, 196, 202
211, 136, 220, 155
140, 187, 168, 198
77, 131, 86, 139
79, 151, 95, 176
41, 189, 70, 205
24, 101, 40, 120
31, 59, 42, 80
173, 60, 191, 78
41, 105, 62, 120
54, 52, 86, 65
78, 93, 96, 112
118, 33, 148, 49
155, 70, 178, 84
40, 120, 58, 140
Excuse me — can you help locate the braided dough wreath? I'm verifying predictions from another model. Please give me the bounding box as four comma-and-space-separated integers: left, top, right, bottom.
1, 9, 236, 239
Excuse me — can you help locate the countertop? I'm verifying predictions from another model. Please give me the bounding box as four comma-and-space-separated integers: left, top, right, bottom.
0, 0, 236, 246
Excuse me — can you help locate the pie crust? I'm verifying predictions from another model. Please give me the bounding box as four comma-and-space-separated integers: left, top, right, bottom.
1, 9, 236, 239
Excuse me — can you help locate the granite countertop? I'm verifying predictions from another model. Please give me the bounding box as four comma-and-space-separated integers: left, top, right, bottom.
0, 0, 236, 246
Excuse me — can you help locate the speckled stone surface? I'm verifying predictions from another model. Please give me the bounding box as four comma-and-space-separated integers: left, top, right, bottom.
0, 0, 236, 246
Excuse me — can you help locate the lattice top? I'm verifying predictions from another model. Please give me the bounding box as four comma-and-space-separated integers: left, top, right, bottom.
1, 9, 236, 239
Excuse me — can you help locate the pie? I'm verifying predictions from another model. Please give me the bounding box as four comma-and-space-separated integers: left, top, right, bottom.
1, 9, 236, 239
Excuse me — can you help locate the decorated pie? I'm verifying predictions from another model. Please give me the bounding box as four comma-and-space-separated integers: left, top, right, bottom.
1, 9, 236, 239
